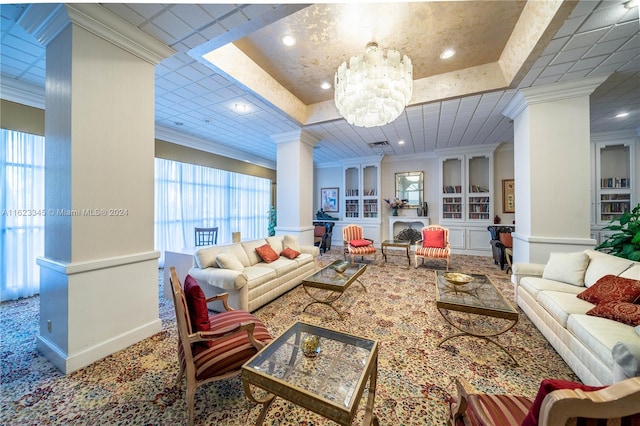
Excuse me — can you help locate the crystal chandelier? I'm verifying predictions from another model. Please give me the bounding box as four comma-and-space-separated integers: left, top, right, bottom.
334, 42, 413, 128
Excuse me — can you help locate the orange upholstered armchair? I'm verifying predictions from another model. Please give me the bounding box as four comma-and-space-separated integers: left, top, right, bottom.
415, 225, 451, 270
448, 376, 640, 426
343, 224, 377, 263
169, 267, 272, 425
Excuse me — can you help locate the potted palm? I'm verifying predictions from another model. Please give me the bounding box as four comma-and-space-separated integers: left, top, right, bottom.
595, 203, 640, 261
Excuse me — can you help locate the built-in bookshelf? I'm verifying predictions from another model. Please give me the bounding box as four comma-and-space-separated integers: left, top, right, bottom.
342, 161, 380, 221
441, 157, 463, 220
595, 141, 634, 226
467, 155, 491, 221
439, 153, 493, 222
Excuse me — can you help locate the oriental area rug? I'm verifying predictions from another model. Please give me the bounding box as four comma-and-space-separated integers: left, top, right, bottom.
0, 251, 578, 425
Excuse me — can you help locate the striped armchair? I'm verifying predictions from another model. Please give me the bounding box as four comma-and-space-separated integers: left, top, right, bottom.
414, 225, 451, 270
448, 376, 640, 426
169, 267, 272, 425
343, 224, 377, 264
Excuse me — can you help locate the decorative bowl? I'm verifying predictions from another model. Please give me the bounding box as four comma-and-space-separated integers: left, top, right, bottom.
442, 272, 474, 285
302, 334, 321, 358
331, 262, 348, 273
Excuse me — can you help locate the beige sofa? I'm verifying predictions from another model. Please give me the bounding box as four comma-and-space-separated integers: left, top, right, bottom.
512, 250, 640, 386
188, 235, 319, 312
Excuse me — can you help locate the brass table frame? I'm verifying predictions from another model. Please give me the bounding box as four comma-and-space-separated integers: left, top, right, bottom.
242, 321, 379, 426
435, 271, 519, 365
301, 260, 367, 319
381, 240, 411, 266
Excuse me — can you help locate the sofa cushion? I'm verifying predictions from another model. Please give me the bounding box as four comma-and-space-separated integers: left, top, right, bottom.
242, 240, 268, 265
620, 264, 640, 280
243, 266, 277, 290
266, 236, 284, 253
196, 246, 224, 269
542, 251, 589, 286
260, 257, 297, 277
284, 234, 300, 252
519, 277, 585, 300
567, 314, 640, 370
537, 291, 594, 327
223, 243, 251, 267
216, 253, 245, 272
577, 275, 640, 304
255, 244, 280, 263
293, 252, 315, 268
521, 379, 605, 426
587, 301, 640, 327
584, 250, 636, 287
280, 247, 300, 259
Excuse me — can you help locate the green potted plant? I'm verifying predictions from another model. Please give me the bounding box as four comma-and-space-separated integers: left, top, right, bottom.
595, 203, 640, 261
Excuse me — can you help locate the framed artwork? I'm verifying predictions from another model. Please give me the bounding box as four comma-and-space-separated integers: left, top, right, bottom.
321, 187, 339, 212
502, 179, 515, 213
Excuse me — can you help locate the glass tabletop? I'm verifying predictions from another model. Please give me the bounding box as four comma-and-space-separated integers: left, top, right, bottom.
381, 239, 411, 246
243, 321, 377, 411
435, 271, 517, 318
302, 260, 366, 289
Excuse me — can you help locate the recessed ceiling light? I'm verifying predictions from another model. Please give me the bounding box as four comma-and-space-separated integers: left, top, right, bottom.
440, 48, 455, 60
233, 103, 250, 113
624, 0, 638, 9
281, 34, 296, 46
320, 81, 331, 90
398, 140, 405, 145
616, 112, 630, 118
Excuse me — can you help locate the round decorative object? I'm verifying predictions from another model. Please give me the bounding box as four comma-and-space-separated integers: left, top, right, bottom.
442, 272, 474, 285
331, 262, 348, 273
302, 334, 321, 358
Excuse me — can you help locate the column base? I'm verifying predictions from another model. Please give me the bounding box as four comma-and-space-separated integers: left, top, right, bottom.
512, 233, 596, 264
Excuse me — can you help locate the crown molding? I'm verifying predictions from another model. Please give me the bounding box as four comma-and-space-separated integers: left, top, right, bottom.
0, 76, 45, 109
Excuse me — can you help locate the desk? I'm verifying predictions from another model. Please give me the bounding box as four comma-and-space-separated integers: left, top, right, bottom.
242, 321, 379, 425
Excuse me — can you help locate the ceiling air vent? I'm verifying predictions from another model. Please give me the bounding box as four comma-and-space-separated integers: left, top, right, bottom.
367, 140, 394, 154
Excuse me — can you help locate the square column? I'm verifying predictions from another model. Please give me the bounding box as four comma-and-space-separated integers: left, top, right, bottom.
271, 130, 320, 246
22, 4, 174, 373
502, 75, 609, 264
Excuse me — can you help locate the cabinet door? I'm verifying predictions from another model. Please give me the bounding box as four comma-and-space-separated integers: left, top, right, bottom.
466, 227, 491, 252
447, 227, 465, 249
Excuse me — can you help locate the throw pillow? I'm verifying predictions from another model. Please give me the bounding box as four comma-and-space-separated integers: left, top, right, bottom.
280, 247, 300, 259
542, 251, 589, 286
587, 301, 640, 327
216, 253, 245, 271
183, 275, 210, 334
255, 244, 280, 263
422, 229, 445, 248
521, 379, 606, 426
577, 275, 640, 304
499, 232, 513, 248
350, 239, 372, 247
284, 234, 300, 252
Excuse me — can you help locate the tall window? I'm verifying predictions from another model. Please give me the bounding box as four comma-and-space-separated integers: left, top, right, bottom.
154, 158, 271, 265
1, 129, 45, 301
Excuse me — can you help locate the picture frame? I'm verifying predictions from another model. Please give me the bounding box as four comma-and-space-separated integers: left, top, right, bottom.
321, 187, 339, 212
502, 179, 515, 213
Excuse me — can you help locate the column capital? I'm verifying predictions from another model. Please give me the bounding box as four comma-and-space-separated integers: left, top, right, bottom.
502, 74, 610, 120
270, 129, 321, 147
18, 3, 174, 65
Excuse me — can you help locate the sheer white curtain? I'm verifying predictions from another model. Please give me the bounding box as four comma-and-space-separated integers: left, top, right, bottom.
155, 158, 271, 266
1, 129, 45, 301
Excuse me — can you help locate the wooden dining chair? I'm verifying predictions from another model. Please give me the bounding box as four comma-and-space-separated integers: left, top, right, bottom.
194, 227, 218, 246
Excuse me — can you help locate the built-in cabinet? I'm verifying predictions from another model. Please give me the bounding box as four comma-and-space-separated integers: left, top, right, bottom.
438, 147, 496, 255
591, 138, 636, 243
341, 158, 382, 242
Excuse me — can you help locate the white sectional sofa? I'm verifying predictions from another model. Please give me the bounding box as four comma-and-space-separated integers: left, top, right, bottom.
188, 235, 319, 312
512, 249, 640, 386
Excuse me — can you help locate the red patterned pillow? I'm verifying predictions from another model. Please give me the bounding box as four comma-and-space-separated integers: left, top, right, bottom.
350, 239, 372, 247
577, 275, 640, 304
422, 229, 445, 248
280, 247, 300, 259
183, 275, 210, 334
255, 244, 280, 263
587, 301, 640, 326
521, 379, 606, 426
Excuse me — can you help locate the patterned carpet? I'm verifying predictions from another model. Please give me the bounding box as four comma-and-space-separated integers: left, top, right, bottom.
0, 250, 578, 425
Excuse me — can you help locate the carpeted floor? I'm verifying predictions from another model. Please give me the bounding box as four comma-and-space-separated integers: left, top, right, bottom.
0, 251, 578, 425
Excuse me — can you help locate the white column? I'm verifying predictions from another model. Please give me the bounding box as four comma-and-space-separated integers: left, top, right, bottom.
271, 129, 319, 246
502, 75, 609, 264
22, 4, 174, 373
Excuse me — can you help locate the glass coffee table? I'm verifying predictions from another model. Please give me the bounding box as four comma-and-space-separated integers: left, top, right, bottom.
301, 260, 367, 319
435, 271, 519, 364
242, 321, 379, 425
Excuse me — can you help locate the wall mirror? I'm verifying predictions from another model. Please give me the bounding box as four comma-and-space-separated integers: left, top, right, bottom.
395, 171, 424, 208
